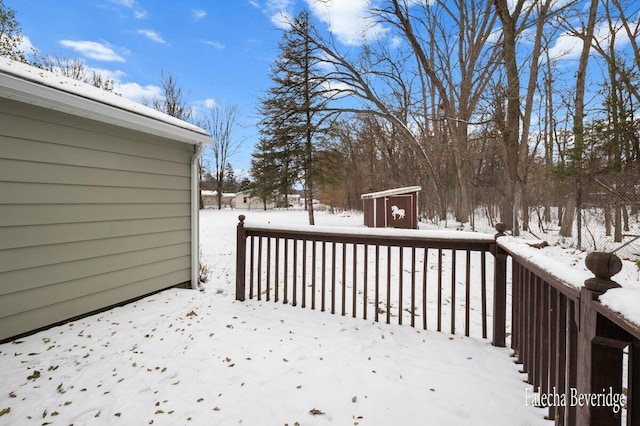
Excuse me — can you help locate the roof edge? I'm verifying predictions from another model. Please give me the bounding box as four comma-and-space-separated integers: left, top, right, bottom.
361, 186, 422, 200
0, 58, 210, 145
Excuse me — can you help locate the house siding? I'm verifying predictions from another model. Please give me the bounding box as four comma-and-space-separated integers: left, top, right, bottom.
0, 100, 194, 340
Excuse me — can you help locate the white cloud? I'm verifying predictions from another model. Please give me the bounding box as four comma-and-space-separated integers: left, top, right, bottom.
109, 0, 135, 7
108, 0, 146, 19
137, 29, 166, 44
271, 11, 293, 29
203, 40, 226, 49
59, 40, 125, 62
117, 81, 162, 103
193, 9, 207, 21
249, 1, 260, 8
17, 35, 36, 55
549, 19, 632, 61
265, 0, 294, 29
389, 35, 402, 49
305, 0, 388, 45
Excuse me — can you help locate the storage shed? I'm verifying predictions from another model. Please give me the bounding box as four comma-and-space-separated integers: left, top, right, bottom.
361, 186, 421, 229
0, 58, 210, 341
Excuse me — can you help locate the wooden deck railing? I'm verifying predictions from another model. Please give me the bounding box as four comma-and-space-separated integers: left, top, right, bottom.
235, 215, 498, 338
501, 244, 640, 426
235, 215, 639, 425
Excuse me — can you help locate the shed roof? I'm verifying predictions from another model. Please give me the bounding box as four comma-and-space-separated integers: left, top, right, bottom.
361, 186, 422, 200
0, 57, 210, 145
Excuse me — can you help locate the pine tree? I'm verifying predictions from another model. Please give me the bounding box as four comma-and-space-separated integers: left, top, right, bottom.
254, 11, 327, 223
249, 137, 282, 209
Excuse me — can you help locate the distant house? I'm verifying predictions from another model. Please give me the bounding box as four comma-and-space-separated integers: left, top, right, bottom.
233, 191, 276, 210
0, 58, 210, 341
202, 190, 235, 209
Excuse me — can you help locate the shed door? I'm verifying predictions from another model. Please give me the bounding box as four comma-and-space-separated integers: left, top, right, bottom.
385, 195, 414, 229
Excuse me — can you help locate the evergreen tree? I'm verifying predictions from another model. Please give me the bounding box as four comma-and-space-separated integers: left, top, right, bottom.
222, 162, 238, 192
254, 11, 327, 223
249, 136, 281, 209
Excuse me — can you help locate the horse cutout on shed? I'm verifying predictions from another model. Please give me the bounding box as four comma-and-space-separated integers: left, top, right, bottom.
361, 186, 421, 229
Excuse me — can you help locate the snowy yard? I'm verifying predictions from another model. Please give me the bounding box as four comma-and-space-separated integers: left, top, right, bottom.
4, 209, 634, 425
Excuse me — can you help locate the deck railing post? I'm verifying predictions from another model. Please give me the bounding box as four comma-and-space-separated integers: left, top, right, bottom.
492, 223, 507, 347
236, 215, 247, 301
577, 252, 625, 426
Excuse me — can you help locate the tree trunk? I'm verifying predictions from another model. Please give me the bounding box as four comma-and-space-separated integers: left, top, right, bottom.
494, 0, 521, 236
560, 195, 576, 237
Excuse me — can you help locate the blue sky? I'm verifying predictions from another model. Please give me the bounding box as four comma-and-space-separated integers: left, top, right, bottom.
7, 0, 366, 173
6, 0, 628, 174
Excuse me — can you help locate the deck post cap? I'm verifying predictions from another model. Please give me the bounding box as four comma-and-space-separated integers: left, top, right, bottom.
584, 252, 622, 292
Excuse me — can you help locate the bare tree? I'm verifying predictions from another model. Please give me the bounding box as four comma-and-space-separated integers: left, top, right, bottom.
559, 0, 599, 242
142, 70, 192, 121
32, 56, 119, 93
202, 104, 241, 209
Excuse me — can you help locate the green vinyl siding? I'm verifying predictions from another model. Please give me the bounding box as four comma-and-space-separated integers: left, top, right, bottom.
0, 100, 195, 341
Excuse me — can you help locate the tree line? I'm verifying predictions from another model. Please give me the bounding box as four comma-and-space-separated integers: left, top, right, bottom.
251, 0, 640, 235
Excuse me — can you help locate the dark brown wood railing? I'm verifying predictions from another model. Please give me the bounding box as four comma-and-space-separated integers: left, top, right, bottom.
235, 215, 497, 338
235, 216, 639, 425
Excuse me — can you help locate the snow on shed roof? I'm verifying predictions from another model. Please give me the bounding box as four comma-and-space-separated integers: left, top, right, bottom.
361, 186, 422, 199
0, 57, 210, 145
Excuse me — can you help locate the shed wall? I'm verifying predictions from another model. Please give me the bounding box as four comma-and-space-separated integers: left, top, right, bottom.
0, 100, 194, 340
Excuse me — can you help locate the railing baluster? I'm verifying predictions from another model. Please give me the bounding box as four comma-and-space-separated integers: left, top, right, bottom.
532, 275, 540, 389
451, 249, 456, 334
481, 250, 487, 339
257, 236, 262, 301
398, 246, 404, 325
341, 242, 347, 316
331, 242, 336, 315
465, 249, 471, 337
423, 248, 428, 330
321, 241, 326, 312
302, 239, 307, 308
411, 247, 416, 328
547, 286, 558, 421
311, 241, 316, 310
386, 245, 392, 325
352, 243, 357, 318
437, 248, 442, 332
266, 237, 271, 302
292, 239, 297, 306
629, 341, 640, 426
274, 237, 280, 303
540, 280, 550, 415
249, 235, 255, 300
556, 292, 567, 423
518, 261, 526, 364
525, 269, 534, 382
510, 260, 519, 353
566, 299, 578, 425
363, 244, 368, 320
283, 238, 289, 304
375, 245, 380, 323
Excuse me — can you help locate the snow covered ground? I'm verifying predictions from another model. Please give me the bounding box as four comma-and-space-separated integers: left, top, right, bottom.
1, 209, 636, 425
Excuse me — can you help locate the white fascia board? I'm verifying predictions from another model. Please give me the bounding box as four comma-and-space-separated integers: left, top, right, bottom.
0, 68, 210, 146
